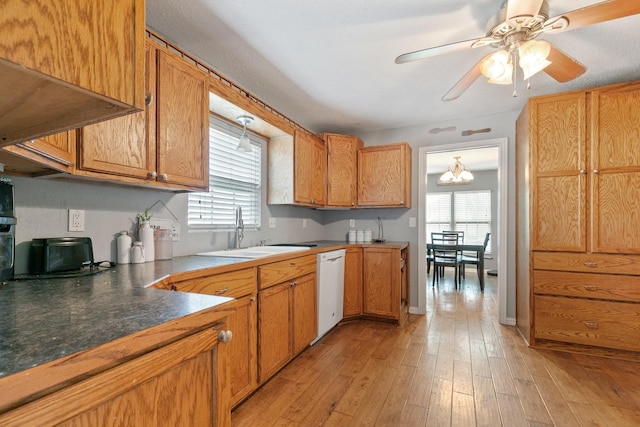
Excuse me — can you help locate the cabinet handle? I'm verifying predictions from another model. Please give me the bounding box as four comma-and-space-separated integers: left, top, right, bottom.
170, 285, 177, 291
147, 171, 157, 179
290, 281, 297, 287
145, 93, 153, 106
583, 285, 598, 291
580, 169, 587, 174
582, 262, 598, 268
593, 169, 600, 174
218, 330, 233, 343
399, 200, 404, 205
159, 173, 168, 181
289, 262, 296, 266
250, 296, 256, 303
582, 321, 599, 329
215, 287, 230, 295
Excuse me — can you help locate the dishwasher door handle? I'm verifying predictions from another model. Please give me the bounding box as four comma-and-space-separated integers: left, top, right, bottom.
325, 256, 344, 262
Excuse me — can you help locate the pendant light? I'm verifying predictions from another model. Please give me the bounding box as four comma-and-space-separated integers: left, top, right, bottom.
236, 115, 254, 152
438, 156, 474, 185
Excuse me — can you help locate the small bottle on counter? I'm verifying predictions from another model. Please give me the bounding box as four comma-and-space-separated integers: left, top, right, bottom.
348, 228, 356, 243
139, 221, 154, 262
131, 241, 145, 264
116, 230, 132, 264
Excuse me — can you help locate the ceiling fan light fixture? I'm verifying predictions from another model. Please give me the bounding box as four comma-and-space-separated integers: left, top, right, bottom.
236, 115, 254, 152
518, 40, 552, 79
480, 50, 511, 80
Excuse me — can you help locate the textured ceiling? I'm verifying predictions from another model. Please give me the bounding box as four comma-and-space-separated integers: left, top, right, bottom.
146, 0, 640, 135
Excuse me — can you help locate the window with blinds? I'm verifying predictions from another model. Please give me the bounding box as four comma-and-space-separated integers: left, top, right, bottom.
187, 116, 262, 231
426, 190, 492, 253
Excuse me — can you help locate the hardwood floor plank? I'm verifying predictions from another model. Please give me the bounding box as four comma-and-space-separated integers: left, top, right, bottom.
453, 360, 474, 396
488, 356, 518, 396
406, 354, 436, 407
451, 391, 476, 427
376, 364, 416, 425
349, 366, 397, 425
425, 377, 453, 426
473, 374, 503, 427
331, 358, 386, 417
531, 374, 581, 427
495, 392, 529, 427
295, 374, 355, 425
513, 378, 554, 425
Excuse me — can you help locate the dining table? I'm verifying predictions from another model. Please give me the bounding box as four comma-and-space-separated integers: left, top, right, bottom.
427, 241, 486, 290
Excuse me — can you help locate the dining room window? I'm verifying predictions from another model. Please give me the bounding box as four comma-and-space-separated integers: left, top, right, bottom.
187, 116, 262, 231
426, 190, 492, 253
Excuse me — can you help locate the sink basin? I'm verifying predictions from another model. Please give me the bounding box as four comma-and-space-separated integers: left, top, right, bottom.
196, 245, 310, 259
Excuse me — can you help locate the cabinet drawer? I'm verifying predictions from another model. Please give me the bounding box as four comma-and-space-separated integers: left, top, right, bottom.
259, 255, 316, 289
534, 295, 640, 352
534, 251, 640, 275
172, 267, 256, 298
533, 270, 640, 303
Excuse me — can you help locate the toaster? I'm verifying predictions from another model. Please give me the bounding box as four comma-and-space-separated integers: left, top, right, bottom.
29, 237, 94, 274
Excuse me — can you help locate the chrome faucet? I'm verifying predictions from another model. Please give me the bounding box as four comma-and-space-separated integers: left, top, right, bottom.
234, 206, 244, 249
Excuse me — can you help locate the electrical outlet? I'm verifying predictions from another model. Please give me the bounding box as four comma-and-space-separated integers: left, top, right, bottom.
409, 217, 416, 228
68, 209, 85, 232
349, 219, 355, 228
302, 218, 307, 228
269, 217, 276, 229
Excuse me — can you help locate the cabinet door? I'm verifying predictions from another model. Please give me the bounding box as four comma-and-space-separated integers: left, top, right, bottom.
258, 282, 292, 383
78, 42, 154, 179
293, 131, 326, 206
228, 294, 258, 407
591, 83, 640, 254
156, 50, 209, 189
530, 93, 587, 252
292, 273, 317, 355
358, 142, 411, 207
363, 248, 399, 320
343, 247, 363, 318
326, 134, 362, 207
3, 131, 75, 173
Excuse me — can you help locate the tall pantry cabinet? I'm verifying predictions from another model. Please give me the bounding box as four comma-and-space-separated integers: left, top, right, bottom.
516, 81, 640, 355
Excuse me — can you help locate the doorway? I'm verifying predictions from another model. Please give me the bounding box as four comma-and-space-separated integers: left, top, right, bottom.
417, 138, 509, 324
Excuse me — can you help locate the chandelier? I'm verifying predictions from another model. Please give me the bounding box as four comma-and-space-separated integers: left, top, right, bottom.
438, 156, 474, 185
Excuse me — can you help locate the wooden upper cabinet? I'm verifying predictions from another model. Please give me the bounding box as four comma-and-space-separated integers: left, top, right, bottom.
530, 92, 587, 252
528, 82, 640, 255
358, 142, 412, 208
77, 40, 209, 191
0, 0, 145, 145
155, 50, 209, 189
294, 130, 326, 206
319, 133, 363, 208
590, 83, 640, 254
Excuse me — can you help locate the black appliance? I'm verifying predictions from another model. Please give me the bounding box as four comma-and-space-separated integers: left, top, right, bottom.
29, 237, 94, 274
0, 180, 16, 281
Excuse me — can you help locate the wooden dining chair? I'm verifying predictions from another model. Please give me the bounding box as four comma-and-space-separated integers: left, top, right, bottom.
431, 232, 462, 288
460, 232, 490, 283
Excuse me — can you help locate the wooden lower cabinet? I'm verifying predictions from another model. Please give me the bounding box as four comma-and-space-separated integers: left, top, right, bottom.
257, 255, 317, 383
258, 272, 317, 383
343, 247, 363, 318
362, 245, 409, 325
163, 268, 258, 408
0, 325, 230, 427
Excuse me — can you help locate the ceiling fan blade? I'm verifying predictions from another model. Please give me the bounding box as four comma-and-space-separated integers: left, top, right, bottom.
560, 0, 640, 31
506, 0, 544, 19
441, 54, 491, 102
395, 38, 481, 64
544, 44, 587, 82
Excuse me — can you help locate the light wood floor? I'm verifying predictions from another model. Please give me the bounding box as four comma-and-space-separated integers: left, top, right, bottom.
232, 270, 640, 426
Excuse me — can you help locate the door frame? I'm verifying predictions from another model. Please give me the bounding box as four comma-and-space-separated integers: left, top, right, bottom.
417, 137, 509, 325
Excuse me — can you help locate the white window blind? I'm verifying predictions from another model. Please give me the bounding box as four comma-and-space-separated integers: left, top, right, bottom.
188, 117, 262, 231
426, 192, 452, 240
454, 190, 492, 253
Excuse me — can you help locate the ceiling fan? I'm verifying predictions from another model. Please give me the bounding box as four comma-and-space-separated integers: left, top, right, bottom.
395, 0, 640, 101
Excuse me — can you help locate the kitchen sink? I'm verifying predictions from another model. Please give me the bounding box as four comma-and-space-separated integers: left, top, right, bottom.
196, 245, 310, 259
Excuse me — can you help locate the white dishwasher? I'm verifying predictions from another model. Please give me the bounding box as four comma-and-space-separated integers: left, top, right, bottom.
312, 249, 346, 345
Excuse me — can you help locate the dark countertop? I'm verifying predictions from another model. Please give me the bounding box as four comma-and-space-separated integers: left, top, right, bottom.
0, 240, 408, 381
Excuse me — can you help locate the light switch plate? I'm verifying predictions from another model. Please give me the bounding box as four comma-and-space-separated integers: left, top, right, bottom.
409, 217, 416, 228
269, 217, 276, 228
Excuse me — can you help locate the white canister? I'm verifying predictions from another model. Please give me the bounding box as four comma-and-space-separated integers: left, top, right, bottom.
139, 221, 155, 262
155, 228, 173, 260
131, 241, 145, 264
348, 228, 356, 243
364, 229, 372, 243
356, 229, 364, 243
116, 230, 132, 264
